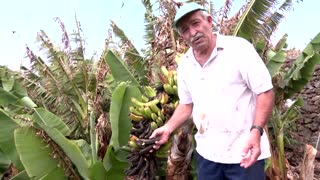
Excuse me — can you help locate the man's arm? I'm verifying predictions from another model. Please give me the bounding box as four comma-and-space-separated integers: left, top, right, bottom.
240, 89, 274, 168
252, 89, 275, 131
150, 103, 193, 147
164, 103, 193, 133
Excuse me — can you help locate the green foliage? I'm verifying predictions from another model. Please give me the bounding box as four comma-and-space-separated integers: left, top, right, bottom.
233, 0, 300, 43
14, 127, 66, 179
89, 162, 107, 180
0, 110, 23, 170
33, 108, 90, 179
280, 33, 320, 99
102, 82, 142, 179
266, 34, 288, 77
10, 170, 29, 180
33, 108, 72, 136
105, 50, 141, 88
109, 82, 141, 150
110, 21, 148, 85
0, 149, 11, 179
104, 145, 129, 180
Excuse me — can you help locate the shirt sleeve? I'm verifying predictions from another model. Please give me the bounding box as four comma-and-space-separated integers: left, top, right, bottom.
239, 40, 273, 94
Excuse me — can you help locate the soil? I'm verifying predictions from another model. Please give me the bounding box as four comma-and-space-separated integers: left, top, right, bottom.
285, 124, 320, 180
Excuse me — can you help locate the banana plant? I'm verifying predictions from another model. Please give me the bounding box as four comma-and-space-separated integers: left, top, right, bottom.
264, 32, 320, 178
0, 65, 144, 179
268, 98, 304, 179
0, 92, 91, 180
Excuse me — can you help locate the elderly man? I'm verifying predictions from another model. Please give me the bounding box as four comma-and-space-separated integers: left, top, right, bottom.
150, 2, 274, 180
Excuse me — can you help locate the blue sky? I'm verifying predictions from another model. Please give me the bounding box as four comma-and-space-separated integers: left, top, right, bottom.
0, 0, 319, 70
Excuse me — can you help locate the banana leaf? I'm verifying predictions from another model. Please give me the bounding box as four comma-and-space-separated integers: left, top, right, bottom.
103, 145, 128, 180
0, 87, 36, 109
0, 149, 11, 179
32, 108, 90, 179
10, 170, 29, 180
109, 81, 141, 150
0, 73, 14, 92
266, 50, 286, 77
0, 110, 23, 170
89, 162, 107, 180
104, 50, 140, 87
0, 88, 19, 106
103, 82, 141, 179
281, 33, 320, 99
32, 108, 71, 136
14, 127, 66, 179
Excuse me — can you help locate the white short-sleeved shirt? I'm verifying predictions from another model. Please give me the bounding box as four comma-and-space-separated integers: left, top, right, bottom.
177, 34, 273, 163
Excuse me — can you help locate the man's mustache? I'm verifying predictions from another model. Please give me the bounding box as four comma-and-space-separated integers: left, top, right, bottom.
190, 32, 204, 43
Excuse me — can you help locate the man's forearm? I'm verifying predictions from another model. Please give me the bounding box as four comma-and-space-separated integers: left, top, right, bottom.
164, 103, 193, 133
253, 89, 275, 127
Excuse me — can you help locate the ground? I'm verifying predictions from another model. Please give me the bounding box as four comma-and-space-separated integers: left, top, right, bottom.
286, 123, 320, 179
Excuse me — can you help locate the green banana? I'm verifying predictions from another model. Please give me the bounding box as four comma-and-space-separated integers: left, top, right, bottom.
148, 102, 161, 114
151, 112, 158, 121
144, 86, 157, 98
137, 107, 149, 118
156, 117, 163, 126
129, 106, 143, 116
131, 97, 145, 107
150, 122, 158, 130
161, 66, 169, 79
129, 113, 144, 122
158, 110, 165, 120
141, 95, 149, 102
172, 85, 178, 95
168, 71, 175, 87
163, 83, 174, 95
144, 98, 159, 107
143, 106, 153, 119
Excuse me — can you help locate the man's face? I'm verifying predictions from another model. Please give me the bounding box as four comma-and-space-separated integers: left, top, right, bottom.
177, 11, 213, 51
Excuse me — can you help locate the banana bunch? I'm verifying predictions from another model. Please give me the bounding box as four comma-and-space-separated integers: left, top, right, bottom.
125, 66, 179, 179
125, 151, 158, 179
160, 66, 178, 96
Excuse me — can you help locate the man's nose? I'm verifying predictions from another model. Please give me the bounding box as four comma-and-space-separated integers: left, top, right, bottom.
189, 27, 198, 36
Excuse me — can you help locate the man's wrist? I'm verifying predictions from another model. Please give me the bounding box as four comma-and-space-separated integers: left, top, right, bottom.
250, 125, 264, 136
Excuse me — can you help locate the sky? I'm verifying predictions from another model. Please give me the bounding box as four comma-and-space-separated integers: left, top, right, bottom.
0, 0, 319, 71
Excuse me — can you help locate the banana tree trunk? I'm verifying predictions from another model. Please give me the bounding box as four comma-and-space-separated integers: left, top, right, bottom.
166, 118, 194, 180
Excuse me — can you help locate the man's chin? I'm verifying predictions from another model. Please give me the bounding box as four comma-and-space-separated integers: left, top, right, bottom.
192, 42, 207, 51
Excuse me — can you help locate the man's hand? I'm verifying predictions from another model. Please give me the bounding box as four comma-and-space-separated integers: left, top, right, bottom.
240, 130, 261, 168
149, 125, 172, 150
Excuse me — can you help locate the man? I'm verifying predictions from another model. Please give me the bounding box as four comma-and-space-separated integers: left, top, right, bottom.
150, 2, 274, 180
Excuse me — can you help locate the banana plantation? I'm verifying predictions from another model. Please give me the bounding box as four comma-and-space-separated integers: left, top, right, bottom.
0, 0, 319, 179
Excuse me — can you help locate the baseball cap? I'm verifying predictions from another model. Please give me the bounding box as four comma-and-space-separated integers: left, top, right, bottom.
173, 2, 205, 29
